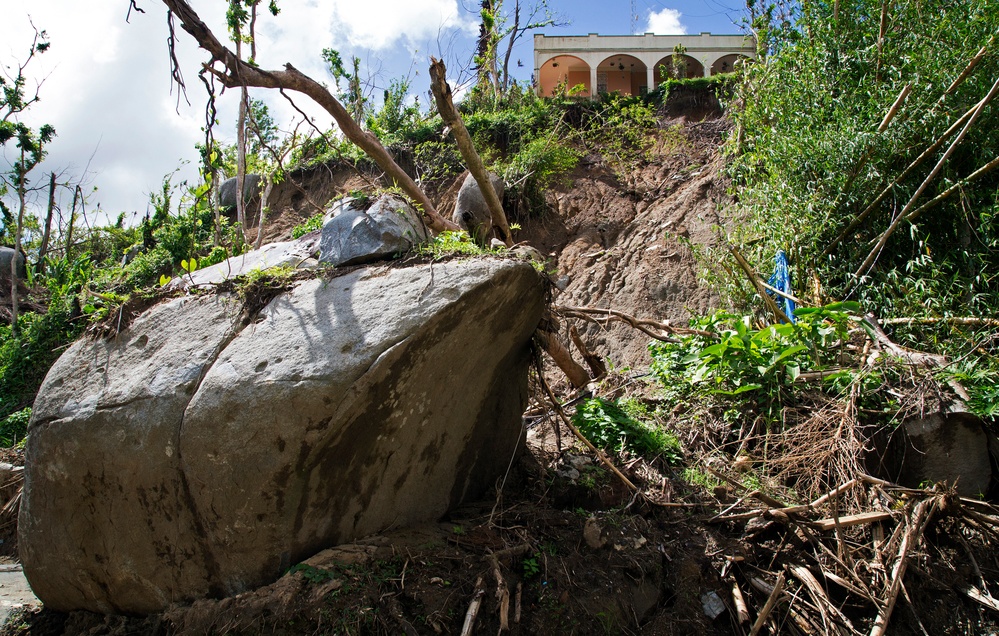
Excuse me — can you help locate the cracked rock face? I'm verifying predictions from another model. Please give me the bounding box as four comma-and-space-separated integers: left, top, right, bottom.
19, 259, 543, 614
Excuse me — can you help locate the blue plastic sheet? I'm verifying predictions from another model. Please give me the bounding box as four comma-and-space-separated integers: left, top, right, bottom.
768, 249, 796, 323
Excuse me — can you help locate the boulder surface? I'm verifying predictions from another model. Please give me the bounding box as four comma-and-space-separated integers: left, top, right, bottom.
452, 172, 504, 246
217, 174, 262, 210
20, 258, 543, 614
318, 195, 429, 267
0, 247, 26, 280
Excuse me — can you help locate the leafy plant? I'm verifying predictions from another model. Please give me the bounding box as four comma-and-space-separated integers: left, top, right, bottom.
0, 407, 31, 447
572, 397, 679, 459
649, 303, 862, 425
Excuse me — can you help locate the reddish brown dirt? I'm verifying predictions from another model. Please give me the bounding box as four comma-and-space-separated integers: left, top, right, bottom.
531, 118, 731, 370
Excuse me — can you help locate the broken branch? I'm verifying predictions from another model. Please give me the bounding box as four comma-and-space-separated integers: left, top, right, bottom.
159, 0, 457, 234
428, 57, 514, 247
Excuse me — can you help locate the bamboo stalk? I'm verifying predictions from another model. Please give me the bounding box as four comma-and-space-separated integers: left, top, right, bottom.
749, 573, 786, 636
854, 75, 999, 282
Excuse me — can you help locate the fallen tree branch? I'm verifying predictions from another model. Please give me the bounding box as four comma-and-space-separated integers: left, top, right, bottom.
557, 304, 714, 340
460, 576, 487, 636
869, 498, 937, 636
881, 315, 999, 329
813, 511, 896, 532
429, 57, 513, 247
535, 329, 591, 389
749, 572, 786, 636
158, 0, 457, 234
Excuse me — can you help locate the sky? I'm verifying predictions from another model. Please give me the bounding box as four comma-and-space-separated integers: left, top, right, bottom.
0, 0, 747, 229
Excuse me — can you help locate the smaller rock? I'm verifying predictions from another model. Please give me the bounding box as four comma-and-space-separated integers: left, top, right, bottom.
166, 234, 321, 291
583, 516, 606, 549
567, 454, 593, 469
557, 467, 580, 481
0, 247, 27, 280
511, 245, 544, 263
701, 591, 727, 620
218, 174, 263, 210
453, 172, 504, 246
319, 195, 429, 267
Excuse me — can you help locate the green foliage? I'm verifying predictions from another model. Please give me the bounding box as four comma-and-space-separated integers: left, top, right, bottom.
650, 304, 859, 424
0, 407, 31, 448
522, 555, 540, 579
728, 0, 999, 333
0, 300, 84, 422
291, 212, 324, 239
655, 73, 737, 100
416, 231, 494, 258
366, 79, 421, 142
572, 397, 680, 460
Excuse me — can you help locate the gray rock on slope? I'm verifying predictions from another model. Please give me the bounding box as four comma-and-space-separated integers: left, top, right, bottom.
0, 247, 26, 280
20, 258, 543, 615
217, 174, 262, 210
319, 195, 429, 267
452, 172, 504, 246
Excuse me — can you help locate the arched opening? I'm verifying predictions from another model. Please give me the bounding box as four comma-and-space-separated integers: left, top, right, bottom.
710, 54, 751, 75
538, 55, 592, 97
653, 54, 705, 83
596, 55, 649, 96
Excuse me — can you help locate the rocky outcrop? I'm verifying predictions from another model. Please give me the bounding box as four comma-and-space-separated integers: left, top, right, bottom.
453, 172, 504, 246
319, 195, 429, 267
20, 258, 544, 614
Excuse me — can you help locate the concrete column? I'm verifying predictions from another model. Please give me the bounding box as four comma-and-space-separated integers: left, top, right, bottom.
646, 66, 655, 91
590, 66, 598, 99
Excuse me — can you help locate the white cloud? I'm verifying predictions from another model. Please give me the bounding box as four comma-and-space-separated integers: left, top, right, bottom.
0, 1, 476, 217
327, 0, 474, 51
645, 8, 687, 35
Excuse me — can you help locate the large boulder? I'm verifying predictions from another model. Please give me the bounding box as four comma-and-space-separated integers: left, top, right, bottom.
20, 258, 544, 614
165, 233, 321, 291
0, 247, 27, 280
217, 174, 262, 210
318, 195, 429, 267
452, 172, 504, 246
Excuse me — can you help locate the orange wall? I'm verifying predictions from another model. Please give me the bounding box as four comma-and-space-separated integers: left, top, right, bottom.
538, 60, 591, 96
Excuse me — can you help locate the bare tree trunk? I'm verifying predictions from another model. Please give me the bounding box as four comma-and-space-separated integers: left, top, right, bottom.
236, 90, 249, 244
65, 185, 79, 260
11, 149, 26, 334
37, 171, 56, 273
500, 0, 521, 92
254, 178, 273, 250
429, 57, 514, 246
161, 0, 457, 233
535, 330, 591, 389
234, 10, 250, 245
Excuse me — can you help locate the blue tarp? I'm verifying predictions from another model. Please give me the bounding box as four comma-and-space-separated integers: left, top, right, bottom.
768, 249, 796, 323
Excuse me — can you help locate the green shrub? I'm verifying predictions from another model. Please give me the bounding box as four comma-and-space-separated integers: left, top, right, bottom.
291, 212, 325, 239
572, 397, 680, 460
0, 303, 83, 422
0, 407, 30, 448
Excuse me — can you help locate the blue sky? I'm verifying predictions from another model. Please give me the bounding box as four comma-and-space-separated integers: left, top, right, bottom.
0, 1, 750, 223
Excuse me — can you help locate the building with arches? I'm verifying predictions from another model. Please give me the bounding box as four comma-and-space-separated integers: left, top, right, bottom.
534, 32, 755, 98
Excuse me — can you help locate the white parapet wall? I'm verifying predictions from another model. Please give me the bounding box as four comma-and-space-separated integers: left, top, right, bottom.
534, 32, 756, 97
